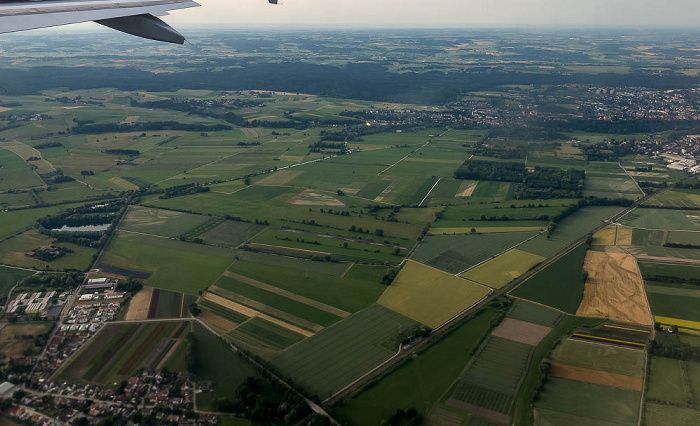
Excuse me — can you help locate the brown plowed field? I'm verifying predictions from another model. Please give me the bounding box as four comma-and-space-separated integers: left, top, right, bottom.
576, 251, 652, 326
491, 318, 552, 346
549, 362, 643, 391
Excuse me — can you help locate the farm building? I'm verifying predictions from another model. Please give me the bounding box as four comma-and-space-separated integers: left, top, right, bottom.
105, 292, 125, 299
84, 278, 116, 291
0, 381, 16, 398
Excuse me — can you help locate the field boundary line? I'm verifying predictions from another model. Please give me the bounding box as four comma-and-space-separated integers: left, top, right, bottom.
619, 162, 646, 199
222, 270, 351, 317
455, 229, 546, 276
203, 291, 317, 336
506, 295, 570, 316
418, 177, 441, 206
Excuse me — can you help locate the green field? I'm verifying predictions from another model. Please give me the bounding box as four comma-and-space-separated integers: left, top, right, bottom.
645, 281, 700, 322
550, 339, 645, 377
0, 229, 97, 271
152, 289, 194, 319
199, 220, 267, 248
334, 308, 501, 425
120, 205, 210, 238
193, 323, 261, 411
518, 207, 622, 257
378, 260, 491, 328
639, 261, 700, 279
461, 249, 545, 289
412, 231, 539, 274
510, 243, 587, 314
0, 203, 94, 242
631, 228, 665, 246
455, 336, 532, 396
229, 256, 385, 313
507, 299, 562, 327
215, 275, 342, 327
620, 208, 700, 231
0, 149, 45, 191
0, 266, 33, 299
644, 189, 700, 208
646, 356, 693, 406
98, 231, 235, 295
271, 304, 419, 399
644, 403, 700, 426
534, 378, 641, 425
250, 227, 403, 263
231, 317, 305, 350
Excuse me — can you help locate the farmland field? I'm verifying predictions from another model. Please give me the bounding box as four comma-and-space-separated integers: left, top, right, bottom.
534, 378, 641, 425
446, 335, 532, 417
120, 206, 210, 238
192, 323, 261, 412
0, 266, 33, 299
518, 207, 623, 257
56, 321, 189, 385
644, 189, 700, 208
271, 304, 419, 399
98, 231, 235, 295
412, 231, 539, 274
645, 281, 700, 322
334, 308, 500, 426
149, 288, 194, 319
620, 208, 700, 231
228, 256, 385, 313
510, 243, 588, 314
645, 356, 693, 406
576, 251, 652, 325
0, 322, 53, 358
378, 260, 491, 328
198, 220, 266, 248
644, 403, 700, 426
461, 249, 545, 289
507, 299, 562, 327
550, 339, 645, 377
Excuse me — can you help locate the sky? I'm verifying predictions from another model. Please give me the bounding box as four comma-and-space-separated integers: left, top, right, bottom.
163, 0, 700, 28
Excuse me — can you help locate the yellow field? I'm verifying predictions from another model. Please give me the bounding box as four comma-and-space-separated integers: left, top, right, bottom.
654, 316, 700, 332
124, 286, 153, 320
616, 226, 633, 245
461, 249, 545, 289
378, 260, 491, 328
592, 226, 616, 246
428, 226, 544, 235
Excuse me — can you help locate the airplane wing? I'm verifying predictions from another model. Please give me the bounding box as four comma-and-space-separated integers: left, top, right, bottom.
0, 0, 200, 44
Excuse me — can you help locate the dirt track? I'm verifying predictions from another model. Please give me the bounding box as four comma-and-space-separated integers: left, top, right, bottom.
576, 251, 652, 325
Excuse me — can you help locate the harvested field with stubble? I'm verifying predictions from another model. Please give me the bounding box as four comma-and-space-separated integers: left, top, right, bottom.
491, 318, 552, 346
124, 286, 153, 320
548, 363, 643, 391
576, 251, 652, 325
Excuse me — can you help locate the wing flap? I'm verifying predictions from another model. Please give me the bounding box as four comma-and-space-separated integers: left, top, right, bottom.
0, 0, 198, 36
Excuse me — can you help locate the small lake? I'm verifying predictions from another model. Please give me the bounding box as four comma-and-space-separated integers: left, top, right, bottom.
52, 224, 111, 232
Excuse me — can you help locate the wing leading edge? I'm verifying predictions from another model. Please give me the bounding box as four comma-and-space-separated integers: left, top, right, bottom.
0, 0, 199, 44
